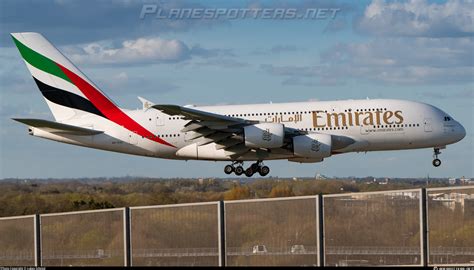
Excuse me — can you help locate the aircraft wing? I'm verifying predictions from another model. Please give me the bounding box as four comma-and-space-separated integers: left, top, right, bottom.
152, 104, 256, 124
12, 118, 103, 136
152, 104, 305, 157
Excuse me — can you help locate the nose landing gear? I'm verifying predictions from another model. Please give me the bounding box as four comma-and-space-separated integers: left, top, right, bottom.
224, 161, 270, 177
432, 148, 442, 167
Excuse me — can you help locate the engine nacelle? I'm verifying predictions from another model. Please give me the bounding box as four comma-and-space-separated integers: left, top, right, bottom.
293, 133, 332, 159
244, 123, 284, 149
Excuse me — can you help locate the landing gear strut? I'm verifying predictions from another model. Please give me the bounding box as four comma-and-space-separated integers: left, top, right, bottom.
432, 148, 442, 167
224, 161, 270, 177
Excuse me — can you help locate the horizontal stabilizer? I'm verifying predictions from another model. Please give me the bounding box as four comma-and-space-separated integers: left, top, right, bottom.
12, 118, 103, 136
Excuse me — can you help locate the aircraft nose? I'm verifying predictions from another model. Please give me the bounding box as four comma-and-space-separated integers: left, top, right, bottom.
456, 121, 466, 141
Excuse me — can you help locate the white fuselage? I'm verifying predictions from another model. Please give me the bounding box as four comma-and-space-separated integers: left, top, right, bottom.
29, 99, 466, 162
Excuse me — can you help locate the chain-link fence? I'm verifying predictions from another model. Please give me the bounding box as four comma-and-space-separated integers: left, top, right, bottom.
0, 215, 36, 266
225, 196, 319, 266
40, 209, 125, 266
324, 189, 422, 266
427, 187, 474, 266
130, 202, 219, 266
0, 187, 472, 266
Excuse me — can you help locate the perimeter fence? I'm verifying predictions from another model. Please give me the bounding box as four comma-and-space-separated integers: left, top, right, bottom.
1, 187, 473, 266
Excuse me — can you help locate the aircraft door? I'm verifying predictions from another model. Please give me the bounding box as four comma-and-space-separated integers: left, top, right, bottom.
156, 115, 164, 126
424, 118, 432, 132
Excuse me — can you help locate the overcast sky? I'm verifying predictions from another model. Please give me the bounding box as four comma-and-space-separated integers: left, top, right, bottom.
0, 0, 472, 179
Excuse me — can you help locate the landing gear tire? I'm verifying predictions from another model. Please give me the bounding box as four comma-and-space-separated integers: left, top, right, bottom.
229, 160, 269, 177
259, 166, 270, 176
432, 148, 443, 167
251, 163, 259, 172
235, 166, 244, 176
224, 165, 234, 174
245, 167, 254, 177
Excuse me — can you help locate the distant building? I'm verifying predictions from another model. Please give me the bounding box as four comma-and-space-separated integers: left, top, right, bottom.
390, 191, 419, 200
430, 192, 474, 212
365, 178, 390, 185
449, 178, 459, 185
364, 178, 378, 185
460, 176, 473, 185
315, 173, 328, 180
379, 178, 390, 185
449, 177, 473, 185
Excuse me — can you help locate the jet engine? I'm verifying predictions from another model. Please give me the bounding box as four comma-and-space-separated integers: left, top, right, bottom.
292, 133, 332, 159
244, 123, 285, 148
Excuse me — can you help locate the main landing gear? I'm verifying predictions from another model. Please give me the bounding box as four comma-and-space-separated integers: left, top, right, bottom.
432, 148, 442, 167
224, 161, 270, 177
224, 161, 244, 176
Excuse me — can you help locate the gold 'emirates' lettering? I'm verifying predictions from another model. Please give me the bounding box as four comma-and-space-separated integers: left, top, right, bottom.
375, 110, 382, 125
312, 111, 326, 128
327, 113, 346, 127
312, 110, 404, 127
354, 111, 362, 126
363, 112, 374, 126
394, 110, 403, 124
383, 111, 394, 124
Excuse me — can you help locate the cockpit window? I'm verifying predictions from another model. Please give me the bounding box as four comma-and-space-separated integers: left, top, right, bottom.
444, 116, 452, 121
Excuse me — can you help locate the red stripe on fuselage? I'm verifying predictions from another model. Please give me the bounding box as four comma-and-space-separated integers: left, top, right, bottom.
57, 63, 175, 148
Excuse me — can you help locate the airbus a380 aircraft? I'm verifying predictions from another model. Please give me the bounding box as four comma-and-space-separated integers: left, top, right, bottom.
11, 33, 466, 177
